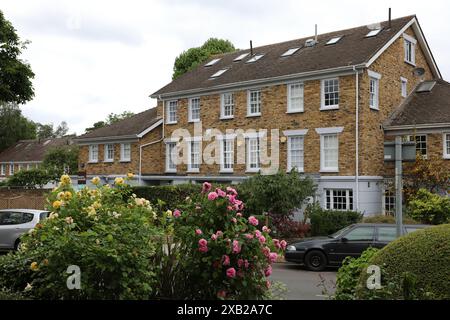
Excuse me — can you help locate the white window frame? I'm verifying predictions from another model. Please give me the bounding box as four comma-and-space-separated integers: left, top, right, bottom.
246, 137, 261, 173
247, 90, 261, 117
287, 82, 304, 113
120, 143, 131, 162
9, 163, 14, 175
407, 134, 427, 159
188, 97, 200, 122
321, 78, 340, 110
368, 70, 381, 110
403, 34, 417, 66
220, 92, 235, 119
325, 189, 354, 211
401, 77, 408, 98
187, 138, 201, 173
316, 127, 343, 173
443, 133, 450, 159
166, 100, 178, 124
88, 145, 99, 163
104, 144, 114, 162
0, 164, 5, 176
220, 137, 235, 173
284, 129, 308, 172
165, 142, 177, 173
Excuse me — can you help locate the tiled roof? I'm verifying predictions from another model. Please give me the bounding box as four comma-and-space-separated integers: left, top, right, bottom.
76, 107, 161, 140
385, 79, 450, 128
152, 15, 416, 97
0, 136, 74, 163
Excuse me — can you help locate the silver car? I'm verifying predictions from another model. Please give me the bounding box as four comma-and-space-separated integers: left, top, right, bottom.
0, 209, 49, 251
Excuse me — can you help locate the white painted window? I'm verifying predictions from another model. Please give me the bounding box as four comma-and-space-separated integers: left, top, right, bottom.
246, 137, 260, 172
326, 189, 353, 210
287, 83, 304, 113
407, 135, 427, 159
189, 97, 200, 122
89, 145, 98, 163
368, 70, 381, 110
444, 133, 450, 159
188, 141, 201, 172
9, 163, 14, 175
404, 34, 416, 65
104, 144, 114, 162
221, 93, 234, 119
120, 143, 131, 162
401, 77, 408, 97
247, 90, 261, 116
287, 136, 304, 172
221, 139, 234, 172
166, 100, 178, 124
321, 78, 339, 110
166, 142, 177, 172
321, 134, 338, 171
0, 164, 5, 175
384, 189, 395, 216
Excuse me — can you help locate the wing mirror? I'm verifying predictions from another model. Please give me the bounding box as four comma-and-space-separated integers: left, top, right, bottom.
341, 237, 348, 243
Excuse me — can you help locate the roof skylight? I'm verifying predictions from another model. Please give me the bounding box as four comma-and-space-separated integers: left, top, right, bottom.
204, 58, 221, 67
246, 54, 265, 63
326, 36, 343, 45
234, 53, 250, 62
281, 47, 300, 57
365, 29, 382, 38
210, 68, 228, 78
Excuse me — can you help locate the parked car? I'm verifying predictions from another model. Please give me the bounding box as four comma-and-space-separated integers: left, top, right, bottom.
0, 209, 49, 251
284, 223, 429, 271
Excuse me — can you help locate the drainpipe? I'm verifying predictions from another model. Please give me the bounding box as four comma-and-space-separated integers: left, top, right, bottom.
138, 95, 165, 185
353, 66, 360, 212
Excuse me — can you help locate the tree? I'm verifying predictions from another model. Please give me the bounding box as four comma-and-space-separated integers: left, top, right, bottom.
85, 111, 135, 132
0, 10, 35, 104
36, 121, 70, 139
42, 145, 79, 175
54, 121, 69, 137
172, 38, 236, 79
0, 102, 36, 152
6, 168, 58, 189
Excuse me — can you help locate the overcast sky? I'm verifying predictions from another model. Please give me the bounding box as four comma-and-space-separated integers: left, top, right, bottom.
2, 0, 450, 135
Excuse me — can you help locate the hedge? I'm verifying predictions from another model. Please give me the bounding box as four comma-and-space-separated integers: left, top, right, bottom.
307, 204, 363, 236
362, 215, 420, 225
356, 224, 450, 299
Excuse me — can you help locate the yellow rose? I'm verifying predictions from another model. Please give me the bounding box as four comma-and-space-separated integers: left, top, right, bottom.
65, 216, 74, 224
64, 191, 72, 200
126, 172, 134, 180
91, 176, 100, 185
166, 210, 173, 217
114, 177, 125, 186
92, 201, 102, 209
48, 212, 59, 220
30, 262, 39, 271
60, 175, 71, 186
52, 200, 62, 209
57, 192, 65, 200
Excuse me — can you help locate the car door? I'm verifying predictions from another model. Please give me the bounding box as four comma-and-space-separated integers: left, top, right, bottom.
374, 226, 397, 249
331, 226, 376, 263
0, 211, 25, 248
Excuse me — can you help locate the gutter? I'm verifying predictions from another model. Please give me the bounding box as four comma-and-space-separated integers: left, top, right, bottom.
384, 122, 450, 131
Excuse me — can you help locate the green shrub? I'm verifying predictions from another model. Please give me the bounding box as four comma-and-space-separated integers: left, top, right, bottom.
408, 189, 450, 225
334, 247, 379, 300
6, 168, 58, 188
363, 215, 420, 225
132, 184, 201, 211
0, 287, 26, 300
356, 224, 450, 299
307, 203, 363, 236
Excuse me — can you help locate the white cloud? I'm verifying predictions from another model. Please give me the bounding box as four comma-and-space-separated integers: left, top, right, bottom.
2, 0, 449, 134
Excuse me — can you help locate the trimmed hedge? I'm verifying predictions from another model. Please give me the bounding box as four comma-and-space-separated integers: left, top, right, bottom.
356, 224, 450, 299
363, 215, 420, 225
307, 203, 363, 236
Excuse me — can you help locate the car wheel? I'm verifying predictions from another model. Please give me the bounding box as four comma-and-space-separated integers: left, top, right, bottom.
14, 239, 21, 251
305, 250, 327, 271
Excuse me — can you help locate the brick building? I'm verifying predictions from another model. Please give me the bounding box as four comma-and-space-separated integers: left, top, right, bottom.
77, 15, 448, 215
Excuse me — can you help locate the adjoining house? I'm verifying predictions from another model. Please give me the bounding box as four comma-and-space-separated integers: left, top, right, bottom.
74, 108, 163, 185
0, 136, 75, 182
76, 14, 448, 215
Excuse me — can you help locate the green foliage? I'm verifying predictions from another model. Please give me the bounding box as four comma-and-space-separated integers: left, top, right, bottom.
0, 10, 35, 104
172, 38, 235, 79
238, 171, 316, 217
334, 247, 379, 300
408, 189, 450, 225
363, 215, 420, 225
0, 287, 26, 300
85, 111, 135, 133
0, 102, 36, 152
0, 175, 162, 299
6, 168, 58, 188
307, 203, 363, 236
356, 224, 450, 300
36, 121, 69, 139
42, 145, 79, 175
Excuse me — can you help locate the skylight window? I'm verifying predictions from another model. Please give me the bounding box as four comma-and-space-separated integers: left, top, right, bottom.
365, 29, 382, 38
234, 53, 250, 62
210, 68, 228, 78
281, 47, 300, 57
246, 54, 264, 63
204, 58, 221, 67
326, 36, 343, 45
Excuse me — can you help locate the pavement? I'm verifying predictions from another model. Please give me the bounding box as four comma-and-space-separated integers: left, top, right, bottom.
270, 262, 337, 300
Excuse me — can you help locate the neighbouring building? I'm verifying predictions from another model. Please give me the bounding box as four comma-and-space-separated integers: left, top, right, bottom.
0, 136, 74, 182
77, 15, 449, 215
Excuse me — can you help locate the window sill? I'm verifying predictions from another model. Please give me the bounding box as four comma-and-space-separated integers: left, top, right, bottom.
246, 113, 261, 118
88, 161, 98, 164
369, 106, 379, 111
246, 168, 260, 173
166, 121, 178, 125
320, 106, 339, 111
287, 168, 304, 173
286, 110, 304, 114
104, 160, 114, 163
443, 155, 450, 160
320, 169, 339, 173
188, 120, 200, 123
220, 116, 234, 120
120, 160, 131, 163
187, 169, 200, 173
220, 169, 234, 174
165, 170, 177, 173
404, 60, 416, 67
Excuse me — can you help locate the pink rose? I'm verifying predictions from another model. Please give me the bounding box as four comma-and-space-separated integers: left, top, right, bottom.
173, 209, 181, 218
199, 246, 208, 253
195, 229, 203, 235
226, 267, 236, 278
255, 230, 262, 238
202, 182, 212, 193
280, 240, 287, 250
216, 230, 223, 238
264, 265, 272, 277
244, 260, 250, 269
258, 235, 266, 244
245, 233, 254, 240
226, 187, 237, 196
227, 194, 236, 204
232, 240, 241, 254
269, 252, 278, 263
208, 192, 218, 201
231, 217, 237, 224
236, 212, 242, 217
266, 280, 271, 289
248, 216, 259, 226
262, 226, 270, 233
211, 234, 218, 241
222, 255, 230, 266
237, 259, 244, 268
216, 188, 226, 198
262, 247, 271, 257
198, 239, 208, 247
227, 206, 233, 211
273, 239, 281, 249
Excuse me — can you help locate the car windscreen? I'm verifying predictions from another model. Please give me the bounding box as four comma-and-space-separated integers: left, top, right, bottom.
329, 225, 353, 238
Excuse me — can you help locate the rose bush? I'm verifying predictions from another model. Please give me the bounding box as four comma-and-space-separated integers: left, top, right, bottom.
157, 182, 286, 300
0, 174, 162, 299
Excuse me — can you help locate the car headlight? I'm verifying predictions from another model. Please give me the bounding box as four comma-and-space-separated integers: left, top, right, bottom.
286, 245, 296, 251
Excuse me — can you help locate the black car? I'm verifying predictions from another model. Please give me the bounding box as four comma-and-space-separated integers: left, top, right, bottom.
284, 223, 429, 271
